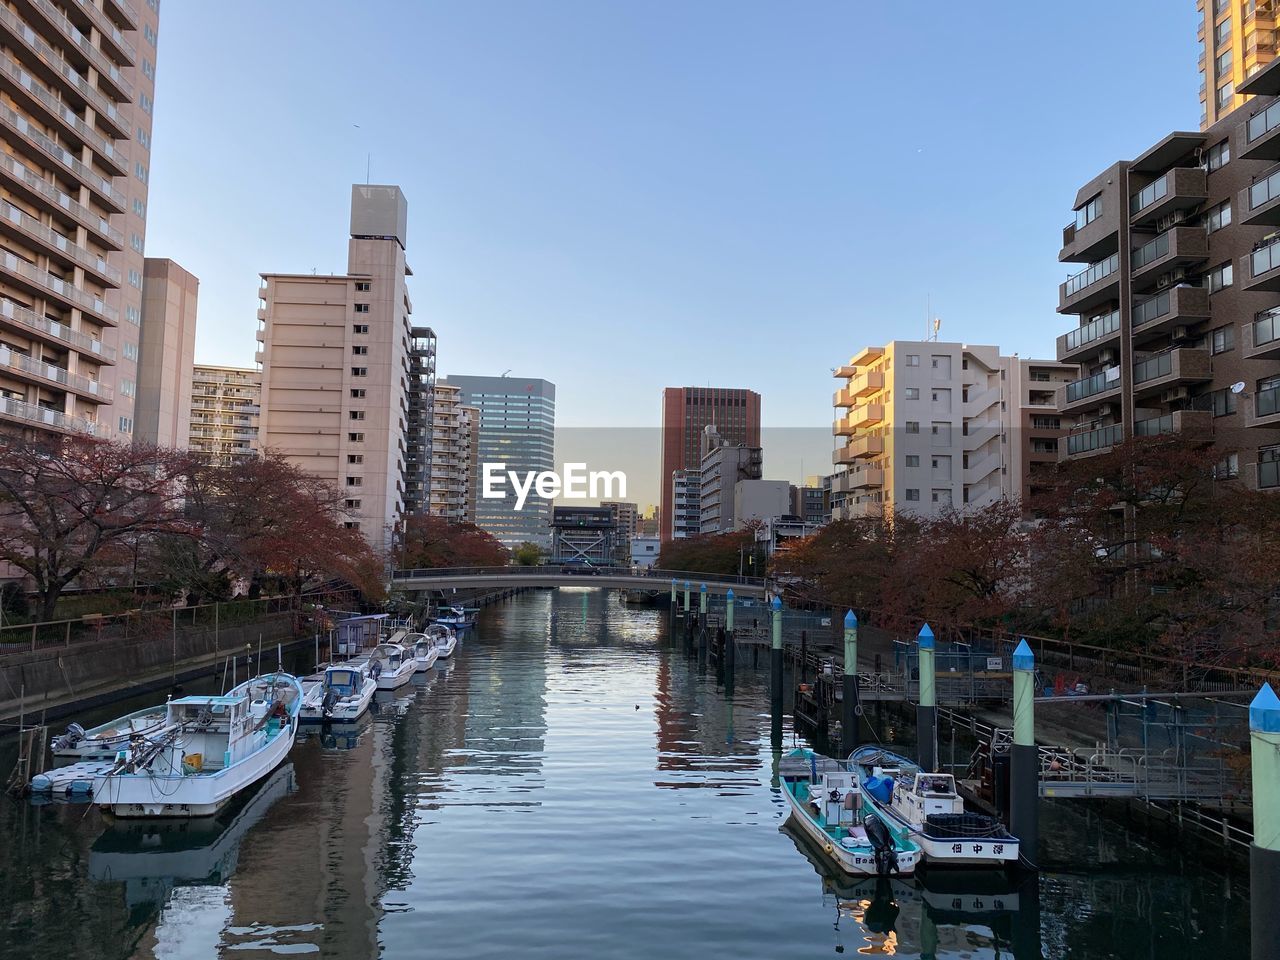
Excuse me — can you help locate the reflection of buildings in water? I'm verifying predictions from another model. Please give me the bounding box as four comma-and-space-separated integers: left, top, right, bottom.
652, 649, 764, 781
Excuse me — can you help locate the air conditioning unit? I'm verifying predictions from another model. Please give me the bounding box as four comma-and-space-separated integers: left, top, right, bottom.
1172, 324, 1191, 340
1162, 386, 1191, 403
1098, 403, 1116, 417
1098, 348, 1117, 364
1155, 210, 1186, 232
1156, 267, 1188, 289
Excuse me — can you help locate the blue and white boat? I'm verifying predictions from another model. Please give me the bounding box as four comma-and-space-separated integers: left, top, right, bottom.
299, 661, 377, 723
780, 747, 922, 877
91, 673, 302, 818
51, 705, 169, 761
434, 605, 476, 629
362, 642, 416, 690
850, 745, 1019, 868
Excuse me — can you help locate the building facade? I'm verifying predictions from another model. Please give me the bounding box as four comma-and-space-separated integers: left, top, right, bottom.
831, 341, 1064, 519
134, 257, 195, 447
403, 324, 436, 516
428, 382, 477, 522
670, 469, 701, 539
1056, 61, 1280, 490
1007, 358, 1076, 510
442, 374, 555, 549
791, 482, 828, 524
732, 478, 791, 529
1198, 0, 1277, 130
659, 386, 760, 540
0, 0, 161, 440
189, 364, 259, 461
258, 185, 415, 550
697, 426, 763, 535
549, 505, 616, 566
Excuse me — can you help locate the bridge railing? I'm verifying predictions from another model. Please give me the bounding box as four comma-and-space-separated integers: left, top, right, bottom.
390, 565, 767, 588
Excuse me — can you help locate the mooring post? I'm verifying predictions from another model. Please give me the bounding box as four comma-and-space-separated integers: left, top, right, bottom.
1011, 638, 1039, 871
1250, 682, 1280, 960
841, 610, 860, 756
682, 581, 690, 613
917, 623, 937, 773
770, 596, 784, 713
670, 579, 676, 611
699, 582, 707, 616
724, 589, 736, 684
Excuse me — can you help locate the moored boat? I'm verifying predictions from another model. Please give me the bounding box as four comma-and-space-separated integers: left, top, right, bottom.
407, 633, 439, 671
429, 623, 457, 659
50, 706, 169, 761
364, 642, 415, 690
779, 747, 922, 877
91, 673, 302, 818
434, 605, 476, 629
850, 745, 1019, 868
299, 661, 377, 723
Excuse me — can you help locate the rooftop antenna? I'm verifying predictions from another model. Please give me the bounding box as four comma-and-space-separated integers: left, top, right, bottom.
501, 369, 512, 377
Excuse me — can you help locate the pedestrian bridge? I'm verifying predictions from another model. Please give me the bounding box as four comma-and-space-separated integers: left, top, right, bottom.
390, 566, 769, 599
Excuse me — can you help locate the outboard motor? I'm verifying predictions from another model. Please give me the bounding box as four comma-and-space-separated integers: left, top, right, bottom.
322, 689, 340, 718
863, 813, 899, 876
370, 660, 382, 680
52, 722, 86, 750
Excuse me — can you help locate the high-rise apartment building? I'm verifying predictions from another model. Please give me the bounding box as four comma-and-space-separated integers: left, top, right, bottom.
601, 501, 638, 539
0, 0, 161, 440
188, 364, 259, 461
428, 382, 478, 522
134, 257, 195, 447
670, 469, 701, 539
1055, 58, 1280, 490
442, 375, 556, 549
1198, 0, 1278, 130
258, 185, 415, 550
404, 324, 436, 516
1008, 359, 1076, 510
698, 426, 763, 535
659, 386, 760, 540
831, 342, 1068, 519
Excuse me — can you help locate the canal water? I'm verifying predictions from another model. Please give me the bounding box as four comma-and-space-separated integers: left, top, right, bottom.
0, 589, 1254, 959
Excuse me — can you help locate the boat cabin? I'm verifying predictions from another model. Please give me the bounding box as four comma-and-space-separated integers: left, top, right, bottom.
324, 665, 364, 696
887, 769, 964, 820
808, 769, 861, 829
374, 643, 407, 669
159, 693, 278, 774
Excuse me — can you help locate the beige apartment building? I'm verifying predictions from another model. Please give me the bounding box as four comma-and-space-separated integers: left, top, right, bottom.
830, 341, 1075, 519
1199, 0, 1277, 129
134, 256, 195, 447
258, 185, 416, 551
428, 382, 478, 522
0, 0, 161, 440
189, 363, 259, 461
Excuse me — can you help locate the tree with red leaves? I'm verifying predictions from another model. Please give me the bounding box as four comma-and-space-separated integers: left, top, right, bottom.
395, 514, 509, 569
657, 529, 757, 577
0, 434, 191, 620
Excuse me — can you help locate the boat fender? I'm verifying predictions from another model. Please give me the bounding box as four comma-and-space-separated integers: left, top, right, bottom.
823, 842, 833, 855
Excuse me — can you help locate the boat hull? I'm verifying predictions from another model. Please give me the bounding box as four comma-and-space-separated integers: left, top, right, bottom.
782, 782, 920, 877
413, 649, 438, 672
298, 679, 377, 725
375, 664, 416, 690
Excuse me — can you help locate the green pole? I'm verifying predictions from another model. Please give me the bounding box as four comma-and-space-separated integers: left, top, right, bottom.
917, 623, 937, 772
682, 581, 690, 612
770, 595, 783, 711
1011, 638, 1039, 870
724, 588, 736, 685
725, 589, 735, 633
1250, 683, 1280, 960
699, 583, 707, 615
841, 610, 860, 755
670, 580, 676, 605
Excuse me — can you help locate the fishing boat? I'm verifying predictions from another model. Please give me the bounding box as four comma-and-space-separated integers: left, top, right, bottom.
364, 642, 415, 690
91, 673, 302, 818
298, 661, 377, 723
850, 745, 1019, 868
429, 623, 457, 659
779, 747, 922, 877
434, 605, 476, 629
50, 706, 169, 761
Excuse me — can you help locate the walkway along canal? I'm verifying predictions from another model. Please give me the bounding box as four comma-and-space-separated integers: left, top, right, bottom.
0, 589, 1258, 959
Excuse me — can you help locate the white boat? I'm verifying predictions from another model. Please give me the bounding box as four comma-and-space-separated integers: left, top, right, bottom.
780, 748, 922, 877
364, 642, 415, 690
428, 623, 457, 659
50, 706, 169, 761
299, 661, 377, 723
406, 633, 439, 671
91, 673, 302, 818
434, 605, 476, 629
850, 745, 1020, 868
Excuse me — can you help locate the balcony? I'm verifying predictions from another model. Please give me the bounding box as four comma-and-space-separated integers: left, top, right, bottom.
0, 394, 106, 435
104, 0, 138, 30
1, 250, 116, 323
1058, 369, 1122, 415
0, 6, 130, 138
1130, 285, 1211, 339
65, 0, 136, 65
1063, 424, 1124, 459
1244, 98, 1280, 159
18, 0, 133, 100
847, 369, 883, 399
1133, 409, 1213, 443
0, 153, 123, 249
1243, 165, 1280, 226
1250, 384, 1280, 428
1246, 307, 1280, 359
0, 101, 126, 212
1130, 348, 1213, 399
1129, 168, 1208, 226
0, 297, 114, 361
0, 200, 119, 286
833, 435, 884, 464
1244, 239, 1280, 291
1059, 253, 1120, 314
0, 345, 111, 401
848, 467, 885, 490
1129, 227, 1209, 291
1057, 309, 1120, 364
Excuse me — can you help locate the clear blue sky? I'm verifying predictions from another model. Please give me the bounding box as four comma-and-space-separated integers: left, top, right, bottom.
147, 1, 1200, 435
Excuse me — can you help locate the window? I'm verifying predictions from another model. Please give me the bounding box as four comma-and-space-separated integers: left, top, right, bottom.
352, 324, 369, 334
117, 416, 132, 433
1032, 416, 1061, 429
1209, 387, 1238, 417
905, 421, 920, 434
120, 378, 135, 398
352, 345, 368, 355
932, 489, 952, 505
905, 455, 920, 467
132, 198, 146, 218
1218, 82, 1235, 108
348, 432, 364, 442
142, 58, 155, 79
351, 366, 367, 376
134, 162, 148, 184
130, 233, 144, 253
347, 454, 363, 464
904, 387, 920, 399
1206, 139, 1230, 171
1261, 445, 1280, 488
128, 269, 142, 289
1208, 262, 1233, 292
905, 355, 920, 367
1206, 200, 1231, 233
343, 521, 360, 530
345, 499, 361, 509
139, 93, 152, 115
1211, 325, 1235, 354
354, 303, 370, 313
350, 388, 366, 398
1075, 195, 1102, 229
1214, 452, 1240, 479
349, 410, 365, 421
905, 489, 920, 502
1217, 18, 1232, 46
144, 23, 156, 46
137, 127, 150, 150
355, 281, 371, 292
1217, 49, 1232, 77
122, 341, 139, 361
346, 476, 362, 486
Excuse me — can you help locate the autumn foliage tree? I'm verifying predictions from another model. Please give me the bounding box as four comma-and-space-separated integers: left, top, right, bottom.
657, 529, 756, 576
395, 514, 509, 569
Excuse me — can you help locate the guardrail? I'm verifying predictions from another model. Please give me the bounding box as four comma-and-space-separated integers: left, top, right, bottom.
391, 565, 768, 588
